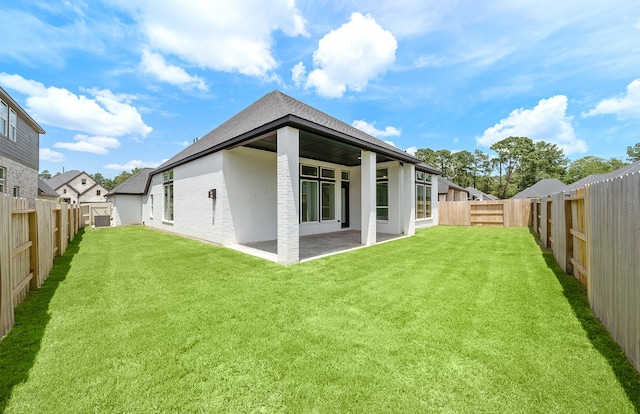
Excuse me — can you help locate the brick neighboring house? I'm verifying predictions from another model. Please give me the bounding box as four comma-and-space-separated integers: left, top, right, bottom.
0, 87, 46, 200
45, 170, 108, 204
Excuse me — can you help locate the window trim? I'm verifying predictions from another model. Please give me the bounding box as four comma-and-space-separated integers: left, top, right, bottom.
149, 194, 154, 219
300, 179, 319, 223
415, 181, 432, 220
300, 164, 319, 178
0, 100, 8, 137
299, 163, 338, 224
163, 170, 174, 222
0, 166, 5, 194
8, 108, 16, 142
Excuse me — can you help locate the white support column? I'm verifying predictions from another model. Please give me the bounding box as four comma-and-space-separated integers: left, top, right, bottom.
402, 163, 416, 236
360, 150, 376, 245
277, 127, 300, 265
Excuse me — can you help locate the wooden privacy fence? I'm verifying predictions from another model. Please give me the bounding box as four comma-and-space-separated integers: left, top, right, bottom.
0, 194, 81, 338
80, 202, 112, 227
439, 199, 532, 226
533, 173, 640, 372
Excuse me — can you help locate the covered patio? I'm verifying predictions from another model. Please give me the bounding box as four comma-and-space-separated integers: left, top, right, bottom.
230, 230, 407, 263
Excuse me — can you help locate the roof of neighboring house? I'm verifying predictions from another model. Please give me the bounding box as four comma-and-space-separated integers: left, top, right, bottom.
511, 178, 568, 199
567, 160, 640, 190
45, 170, 84, 190
0, 87, 46, 134
154, 90, 423, 173
465, 187, 499, 200
438, 177, 469, 195
107, 168, 154, 196
37, 179, 58, 197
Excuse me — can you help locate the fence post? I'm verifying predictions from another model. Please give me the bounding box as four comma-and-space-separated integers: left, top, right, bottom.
28, 211, 39, 289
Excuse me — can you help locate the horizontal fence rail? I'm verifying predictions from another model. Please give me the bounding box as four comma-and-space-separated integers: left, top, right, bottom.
0, 195, 81, 338
533, 174, 640, 372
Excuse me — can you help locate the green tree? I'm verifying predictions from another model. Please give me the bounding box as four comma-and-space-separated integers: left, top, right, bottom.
38, 170, 52, 180
450, 150, 474, 188
490, 137, 535, 199
111, 169, 141, 189
564, 156, 626, 184
626, 142, 640, 162
519, 141, 568, 190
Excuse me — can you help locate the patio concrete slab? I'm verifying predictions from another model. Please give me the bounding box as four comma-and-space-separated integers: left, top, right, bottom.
229, 230, 407, 264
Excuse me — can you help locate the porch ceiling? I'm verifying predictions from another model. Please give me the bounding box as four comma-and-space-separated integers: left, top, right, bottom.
245, 130, 394, 166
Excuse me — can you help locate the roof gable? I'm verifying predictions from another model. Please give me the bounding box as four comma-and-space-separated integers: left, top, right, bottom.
45, 170, 83, 190
511, 178, 568, 199
107, 168, 154, 195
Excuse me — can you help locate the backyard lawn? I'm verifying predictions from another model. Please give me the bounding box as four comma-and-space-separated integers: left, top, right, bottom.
1, 225, 639, 413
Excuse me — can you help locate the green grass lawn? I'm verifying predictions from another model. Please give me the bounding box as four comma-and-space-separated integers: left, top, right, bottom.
1, 226, 638, 413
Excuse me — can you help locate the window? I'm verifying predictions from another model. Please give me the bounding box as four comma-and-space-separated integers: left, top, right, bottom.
81, 178, 87, 185
341, 171, 350, 181
0, 166, 5, 193
96, 190, 101, 196
13, 186, 19, 197
8, 108, 16, 142
416, 171, 432, 219
376, 168, 389, 221
63, 188, 67, 194
321, 168, 335, 179
300, 164, 318, 178
300, 180, 318, 222
149, 194, 154, 219
321, 182, 335, 220
163, 170, 174, 221
0, 100, 7, 136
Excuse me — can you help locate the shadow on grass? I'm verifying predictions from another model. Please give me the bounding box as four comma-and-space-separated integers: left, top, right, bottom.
0, 228, 84, 413
530, 228, 640, 412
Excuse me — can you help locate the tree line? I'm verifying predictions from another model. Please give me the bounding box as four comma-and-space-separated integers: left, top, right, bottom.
415, 136, 639, 199
38, 169, 141, 191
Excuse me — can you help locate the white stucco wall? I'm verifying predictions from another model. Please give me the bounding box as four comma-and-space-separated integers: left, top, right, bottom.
376, 161, 402, 234
110, 194, 143, 226
224, 146, 277, 244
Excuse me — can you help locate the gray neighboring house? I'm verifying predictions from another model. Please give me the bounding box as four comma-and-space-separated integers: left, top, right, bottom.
123, 90, 440, 265
438, 177, 469, 201
511, 178, 568, 199
37, 179, 59, 201
45, 170, 108, 204
0, 87, 46, 200
105, 168, 154, 226
465, 187, 499, 201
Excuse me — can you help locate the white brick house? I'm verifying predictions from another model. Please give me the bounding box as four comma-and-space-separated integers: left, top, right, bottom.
132, 91, 439, 264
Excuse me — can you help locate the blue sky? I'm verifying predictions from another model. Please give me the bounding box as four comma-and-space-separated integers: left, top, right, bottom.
1, 0, 639, 177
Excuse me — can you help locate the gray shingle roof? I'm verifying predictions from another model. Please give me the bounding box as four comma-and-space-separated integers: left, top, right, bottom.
155, 90, 422, 173
37, 179, 58, 196
511, 178, 568, 199
45, 170, 83, 191
416, 162, 441, 175
465, 187, 499, 200
438, 177, 468, 194
567, 160, 640, 190
107, 168, 154, 195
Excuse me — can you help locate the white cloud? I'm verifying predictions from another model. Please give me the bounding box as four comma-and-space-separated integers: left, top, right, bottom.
352, 120, 401, 138
384, 140, 397, 147
582, 79, 640, 120
112, 0, 307, 77
39, 148, 65, 162
54, 135, 120, 154
140, 49, 208, 90
405, 146, 418, 155
476, 95, 587, 155
0, 73, 152, 138
302, 13, 397, 98
292, 62, 306, 87
104, 159, 163, 170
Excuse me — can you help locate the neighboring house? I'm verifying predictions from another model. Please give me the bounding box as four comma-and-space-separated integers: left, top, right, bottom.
438, 177, 469, 201
45, 170, 108, 204
37, 179, 59, 201
0, 87, 46, 200
511, 178, 568, 199
465, 187, 499, 201
105, 168, 154, 226
117, 90, 440, 265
